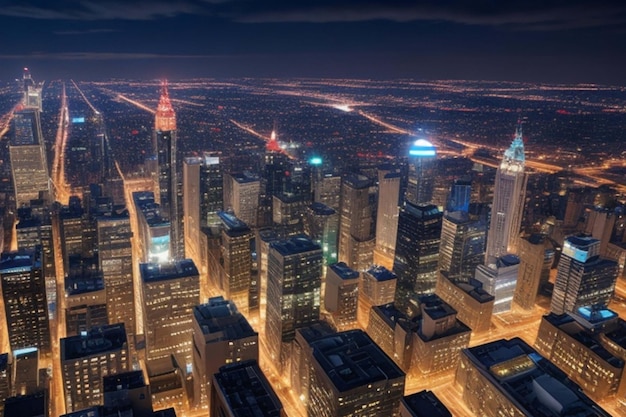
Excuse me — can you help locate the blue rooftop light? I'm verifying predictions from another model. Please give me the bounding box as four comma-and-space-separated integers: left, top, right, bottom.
409, 138, 436, 157
309, 156, 323, 165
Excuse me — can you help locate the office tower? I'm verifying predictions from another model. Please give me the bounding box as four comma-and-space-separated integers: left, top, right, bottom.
585, 207, 617, 256
406, 138, 437, 205
534, 308, 626, 402
551, 236, 618, 315
307, 329, 405, 417
10, 109, 49, 207
325, 262, 359, 331
215, 211, 253, 314
141, 260, 199, 365
102, 371, 153, 417
412, 294, 471, 375
393, 202, 442, 316
3, 390, 48, 417
12, 347, 40, 396
314, 173, 341, 211
457, 338, 610, 417
60, 324, 129, 412
265, 236, 322, 369
563, 187, 593, 229
154, 82, 183, 261
367, 304, 417, 372
485, 123, 528, 264
97, 212, 135, 337
272, 193, 306, 236
304, 202, 339, 267
133, 192, 171, 263
211, 360, 284, 417
64, 264, 108, 336
513, 234, 553, 310
400, 391, 452, 417
183, 152, 223, 262
58, 197, 87, 271
360, 265, 397, 307
225, 172, 260, 228
260, 137, 291, 226
291, 322, 335, 411
375, 168, 401, 269
338, 174, 376, 271
21, 68, 43, 111
474, 255, 520, 314
446, 178, 472, 213
436, 271, 494, 333
256, 229, 279, 320
191, 296, 258, 408
0, 249, 50, 354
146, 357, 186, 413
438, 210, 486, 284
0, 353, 8, 417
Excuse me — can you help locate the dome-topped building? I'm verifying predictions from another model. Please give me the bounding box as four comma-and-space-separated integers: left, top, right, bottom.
407, 137, 437, 205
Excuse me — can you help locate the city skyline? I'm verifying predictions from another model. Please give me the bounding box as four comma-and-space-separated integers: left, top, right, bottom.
0, 1, 625, 84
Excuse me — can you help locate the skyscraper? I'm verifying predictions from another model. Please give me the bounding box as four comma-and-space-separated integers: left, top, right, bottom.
154, 82, 183, 261
374, 167, 401, 269
406, 138, 437, 206
513, 234, 553, 310
551, 236, 618, 315
304, 202, 339, 267
485, 123, 528, 264
265, 236, 323, 369
392, 202, 442, 316
446, 178, 472, 213
438, 210, 486, 284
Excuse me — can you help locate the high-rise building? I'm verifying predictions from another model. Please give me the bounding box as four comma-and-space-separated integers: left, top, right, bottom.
265, 236, 322, 369
446, 178, 472, 213
436, 271, 494, 333
314, 173, 341, 211
97, 212, 135, 338
140, 260, 199, 365
551, 235, 618, 315
457, 338, 610, 417
338, 174, 376, 271
485, 123, 528, 264
183, 152, 223, 262
400, 391, 452, 417
375, 168, 401, 269
60, 324, 130, 412
211, 360, 284, 417
359, 265, 397, 307
154, 82, 183, 261
133, 192, 171, 263
191, 296, 258, 409
513, 234, 553, 310
367, 304, 417, 372
0, 249, 50, 354
474, 255, 520, 314
307, 329, 406, 417
3, 390, 48, 417
324, 262, 359, 331
0, 353, 8, 416
64, 265, 108, 337
406, 138, 437, 206
12, 347, 40, 396
304, 202, 339, 267
393, 202, 442, 316
438, 210, 486, 284
272, 193, 306, 237
585, 207, 618, 256
225, 172, 261, 228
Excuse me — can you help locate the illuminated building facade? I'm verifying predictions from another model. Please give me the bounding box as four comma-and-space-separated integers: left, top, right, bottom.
338, 174, 376, 271
485, 123, 528, 264
64, 266, 108, 337
446, 178, 472, 213
406, 138, 437, 206
367, 304, 417, 372
226, 172, 261, 228
192, 296, 258, 409
307, 330, 405, 417
211, 360, 284, 417
375, 168, 401, 269
436, 271, 494, 333
265, 236, 322, 369
438, 210, 486, 284
272, 193, 306, 237
304, 202, 339, 267
393, 202, 442, 316
60, 324, 129, 412
360, 265, 397, 307
140, 260, 199, 365
154, 82, 183, 261
456, 338, 609, 417
534, 309, 626, 401
133, 192, 171, 263
314, 174, 341, 211
324, 262, 359, 331
0, 249, 50, 354
513, 234, 553, 310
474, 254, 520, 314
551, 236, 618, 315
97, 212, 135, 338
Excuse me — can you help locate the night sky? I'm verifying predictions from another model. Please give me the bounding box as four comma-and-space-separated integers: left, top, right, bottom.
1, 0, 625, 84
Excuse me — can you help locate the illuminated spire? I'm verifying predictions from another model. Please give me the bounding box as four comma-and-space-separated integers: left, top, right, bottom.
266, 129, 281, 152
155, 80, 176, 131
503, 120, 525, 163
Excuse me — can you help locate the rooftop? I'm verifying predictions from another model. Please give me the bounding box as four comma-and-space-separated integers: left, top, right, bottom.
402, 390, 452, 417
103, 370, 146, 393
194, 297, 257, 341
61, 324, 127, 361
308, 202, 336, 216
365, 265, 397, 282
65, 269, 105, 296
214, 360, 283, 417
328, 262, 359, 280
409, 138, 436, 157
140, 259, 199, 283
0, 250, 39, 274
270, 235, 321, 257
419, 294, 457, 320
218, 210, 250, 233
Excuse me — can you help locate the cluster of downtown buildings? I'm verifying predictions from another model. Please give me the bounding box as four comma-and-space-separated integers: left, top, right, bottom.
0, 70, 625, 417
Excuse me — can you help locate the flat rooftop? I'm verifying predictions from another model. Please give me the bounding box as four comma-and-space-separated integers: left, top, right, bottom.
61, 324, 127, 361
194, 297, 257, 341
103, 370, 146, 393
270, 235, 321, 256
218, 211, 250, 233
0, 250, 39, 274
140, 259, 199, 283
365, 265, 396, 282
328, 262, 359, 280
309, 202, 336, 216
419, 293, 457, 320
402, 390, 452, 417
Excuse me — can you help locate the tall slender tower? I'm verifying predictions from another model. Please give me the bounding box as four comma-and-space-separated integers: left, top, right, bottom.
154, 81, 183, 261
485, 123, 528, 265
406, 138, 437, 205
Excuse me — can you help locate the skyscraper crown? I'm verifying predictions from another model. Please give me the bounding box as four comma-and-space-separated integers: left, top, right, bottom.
155, 80, 176, 131
503, 122, 525, 163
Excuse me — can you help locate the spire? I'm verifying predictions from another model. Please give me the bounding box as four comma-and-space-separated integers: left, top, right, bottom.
503, 120, 525, 163
266, 129, 281, 152
155, 80, 176, 131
